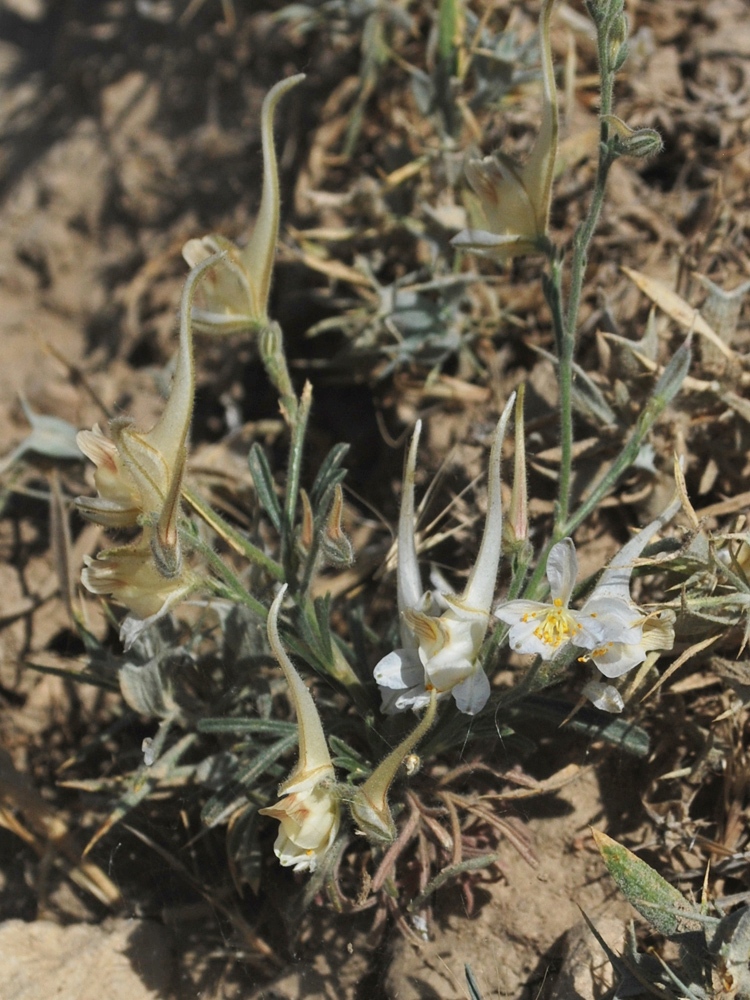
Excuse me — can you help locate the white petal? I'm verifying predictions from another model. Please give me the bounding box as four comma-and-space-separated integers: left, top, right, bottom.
452, 668, 491, 715
571, 611, 617, 650
397, 422, 425, 623
582, 680, 624, 713
494, 599, 550, 626
584, 595, 637, 626
451, 229, 524, 249
507, 618, 560, 660
593, 497, 681, 601
374, 649, 424, 690
546, 538, 577, 604
462, 393, 515, 613
391, 688, 432, 714
374, 649, 429, 714
592, 642, 646, 679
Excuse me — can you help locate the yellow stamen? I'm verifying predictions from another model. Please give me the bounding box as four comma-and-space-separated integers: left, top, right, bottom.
533, 607, 580, 648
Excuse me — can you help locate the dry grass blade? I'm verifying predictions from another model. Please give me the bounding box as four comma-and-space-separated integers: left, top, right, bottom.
640, 634, 721, 702
369, 801, 421, 896
0, 750, 122, 908
48, 468, 78, 625
438, 792, 463, 867
621, 266, 734, 361
478, 763, 585, 801
450, 793, 537, 869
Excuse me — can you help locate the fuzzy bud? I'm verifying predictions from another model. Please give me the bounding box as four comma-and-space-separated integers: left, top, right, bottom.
603, 115, 663, 159
608, 12, 629, 70
321, 483, 354, 567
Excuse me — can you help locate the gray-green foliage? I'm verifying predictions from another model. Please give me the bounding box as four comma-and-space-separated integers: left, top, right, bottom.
594, 829, 750, 999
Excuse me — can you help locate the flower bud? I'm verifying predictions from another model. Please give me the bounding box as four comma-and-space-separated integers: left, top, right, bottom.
321, 483, 354, 567
603, 115, 662, 159
298, 488, 314, 555
608, 12, 629, 70
350, 691, 437, 843
505, 384, 528, 552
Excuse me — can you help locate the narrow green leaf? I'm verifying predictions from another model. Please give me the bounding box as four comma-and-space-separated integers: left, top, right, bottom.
198, 718, 297, 736
328, 734, 369, 778
25, 660, 119, 691
465, 965, 484, 1000
312, 595, 334, 663
646, 334, 692, 420
201, 733, 297, 827
248, 443, 283, 533
309, 443, 349, 509
227, 805, 263, 893
408, 852, 503, 912
234, 732, 298, 789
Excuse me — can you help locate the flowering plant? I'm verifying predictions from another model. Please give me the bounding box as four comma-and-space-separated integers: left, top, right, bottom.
53, 6, 726, 963
375, 393, 515, 716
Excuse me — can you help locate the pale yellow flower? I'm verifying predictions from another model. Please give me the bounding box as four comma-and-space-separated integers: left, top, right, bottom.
182, 74, 305, 334
77, 253, 220, 575
452, 0, 558, 260
81, 529, 196, 622
259, 587, 340, 873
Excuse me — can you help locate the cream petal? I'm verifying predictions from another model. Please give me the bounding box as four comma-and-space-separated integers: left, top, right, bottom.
591, 642, 647, 679
582, 680, 624, 714
546, 538, 577, 605
494, 599, 550, 626
452, 668, 491, 715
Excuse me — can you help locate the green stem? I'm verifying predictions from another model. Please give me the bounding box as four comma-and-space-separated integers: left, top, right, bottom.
553, 13, 618, 534
281, 382, 312, 580
185, 529, 268, 620
259, 321, 298, 424
182, 486, 284, 580
561, 406, 661, 540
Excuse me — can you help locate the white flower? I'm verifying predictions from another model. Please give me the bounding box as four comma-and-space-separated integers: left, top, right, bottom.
580, 498, 680, 702
259, 587, 340, 873
495, 538, 609, 659
374, 395, 515, 716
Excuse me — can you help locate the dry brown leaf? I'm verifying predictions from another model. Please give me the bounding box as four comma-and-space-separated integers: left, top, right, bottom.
621, 266, 734, 361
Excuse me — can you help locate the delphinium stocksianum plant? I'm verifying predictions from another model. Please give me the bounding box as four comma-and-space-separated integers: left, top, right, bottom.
66, 0, 731, 954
